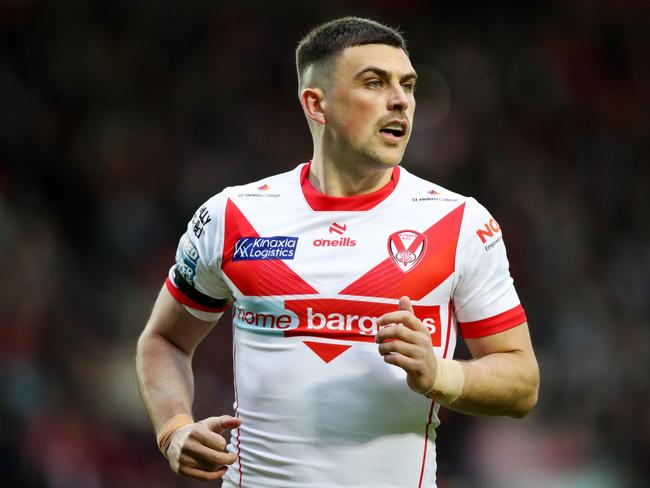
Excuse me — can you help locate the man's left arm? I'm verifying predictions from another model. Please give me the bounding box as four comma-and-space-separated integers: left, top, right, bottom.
445, 321, 538, 417
377, 297, 539, 418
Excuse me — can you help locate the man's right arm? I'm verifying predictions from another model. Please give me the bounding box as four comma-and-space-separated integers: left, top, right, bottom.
136, 284, 240, 481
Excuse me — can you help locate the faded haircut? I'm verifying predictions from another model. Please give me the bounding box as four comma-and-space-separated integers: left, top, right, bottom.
295, 17, 408, 90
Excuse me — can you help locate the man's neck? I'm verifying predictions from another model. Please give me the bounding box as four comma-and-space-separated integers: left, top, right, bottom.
308, 155, 395, 197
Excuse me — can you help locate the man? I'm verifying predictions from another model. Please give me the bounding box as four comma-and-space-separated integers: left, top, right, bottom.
136, 17, 539, 488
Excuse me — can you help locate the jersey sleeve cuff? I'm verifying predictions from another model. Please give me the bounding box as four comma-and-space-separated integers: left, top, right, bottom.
458, 304, 527, 338
165, 277, 230, 313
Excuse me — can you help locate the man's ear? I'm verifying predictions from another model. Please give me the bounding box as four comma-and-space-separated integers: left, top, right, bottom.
300, 87, 326, 126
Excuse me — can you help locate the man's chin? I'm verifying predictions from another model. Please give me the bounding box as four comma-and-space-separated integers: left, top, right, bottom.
338, 144, 406, 170
371, 148, 406, 168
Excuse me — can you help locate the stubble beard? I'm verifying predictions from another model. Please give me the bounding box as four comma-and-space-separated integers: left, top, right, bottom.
322, 121, 410, 172
337, 133, 407, 171
359, 134, 408, 169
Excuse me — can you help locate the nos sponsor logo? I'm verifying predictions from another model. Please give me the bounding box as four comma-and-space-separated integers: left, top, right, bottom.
476, 218, 501, 244
233, 236, 298, 261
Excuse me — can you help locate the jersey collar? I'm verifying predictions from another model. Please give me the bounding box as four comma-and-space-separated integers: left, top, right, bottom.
300, 162, 400, 212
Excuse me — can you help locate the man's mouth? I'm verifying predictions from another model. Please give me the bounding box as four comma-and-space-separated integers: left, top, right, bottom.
379, 120, 407, 141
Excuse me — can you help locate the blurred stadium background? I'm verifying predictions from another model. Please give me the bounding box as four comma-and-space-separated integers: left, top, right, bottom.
0, 1, 648, 487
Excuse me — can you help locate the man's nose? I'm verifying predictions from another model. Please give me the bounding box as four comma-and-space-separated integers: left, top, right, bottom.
387, 84, 409, 112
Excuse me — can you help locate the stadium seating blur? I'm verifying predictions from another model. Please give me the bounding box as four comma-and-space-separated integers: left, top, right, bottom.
1, 1, 647, 486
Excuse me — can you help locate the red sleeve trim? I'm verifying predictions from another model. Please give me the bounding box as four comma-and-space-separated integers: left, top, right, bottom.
165, 277, 230, 313
458, 304, 527, 338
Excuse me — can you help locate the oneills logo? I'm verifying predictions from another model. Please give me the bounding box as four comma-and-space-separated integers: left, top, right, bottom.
313, 222, 356, 247
387, 230, 427, 272
329, 222, 347, 235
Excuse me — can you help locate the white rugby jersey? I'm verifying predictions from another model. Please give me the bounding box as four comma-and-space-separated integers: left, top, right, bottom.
166, 162, 527, 488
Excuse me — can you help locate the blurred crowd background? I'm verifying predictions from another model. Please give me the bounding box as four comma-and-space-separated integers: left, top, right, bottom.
1, 1, 647, 487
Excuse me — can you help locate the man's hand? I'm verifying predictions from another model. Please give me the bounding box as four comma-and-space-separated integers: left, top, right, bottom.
166, 415, 241, 481
376, 296, 438, 396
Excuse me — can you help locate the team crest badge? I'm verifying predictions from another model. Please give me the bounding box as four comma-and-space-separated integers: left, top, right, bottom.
387, 230, 427, 272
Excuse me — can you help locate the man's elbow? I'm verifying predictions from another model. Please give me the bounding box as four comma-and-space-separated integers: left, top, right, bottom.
136, 329, 155, 358
511, 387, 538, 418
510, 368, 540, 418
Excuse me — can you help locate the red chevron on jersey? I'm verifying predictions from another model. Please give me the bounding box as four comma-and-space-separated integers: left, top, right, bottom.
302, 341, 352, 363
340, 203, 465, 299
169, 163, 526, 485
222, 199, 319, 296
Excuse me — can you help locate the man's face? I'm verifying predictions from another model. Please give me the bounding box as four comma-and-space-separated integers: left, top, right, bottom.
322, 44, 417, 168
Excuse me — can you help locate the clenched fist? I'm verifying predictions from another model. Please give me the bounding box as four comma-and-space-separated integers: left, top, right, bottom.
376, 296, 439, 396
166, 415, 241, 481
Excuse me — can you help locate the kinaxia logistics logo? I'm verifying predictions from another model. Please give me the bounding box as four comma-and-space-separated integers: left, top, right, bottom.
233, 236, 298, 261
313, 222, 356, 247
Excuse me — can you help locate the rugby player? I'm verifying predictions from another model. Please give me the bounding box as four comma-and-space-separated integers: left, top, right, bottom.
136, 17, 539, 487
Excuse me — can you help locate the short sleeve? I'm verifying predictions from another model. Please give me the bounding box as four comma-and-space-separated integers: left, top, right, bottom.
453, 198, 527, 338
166, 194, 232, 321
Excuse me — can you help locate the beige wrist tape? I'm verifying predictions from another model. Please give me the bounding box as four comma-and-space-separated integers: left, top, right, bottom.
156, 414, 194, 455
424, 358, 465, 404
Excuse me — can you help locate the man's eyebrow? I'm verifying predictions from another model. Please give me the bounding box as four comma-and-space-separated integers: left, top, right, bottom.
356, 67, 389, 78
355, 66, 418, 82
401, 71, 418, 83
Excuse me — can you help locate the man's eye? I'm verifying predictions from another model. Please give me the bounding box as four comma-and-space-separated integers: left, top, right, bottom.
403, 82, 415, 93
366, 80, 383, 89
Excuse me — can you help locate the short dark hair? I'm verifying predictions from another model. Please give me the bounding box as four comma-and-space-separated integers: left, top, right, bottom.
296, 17, 408, 88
